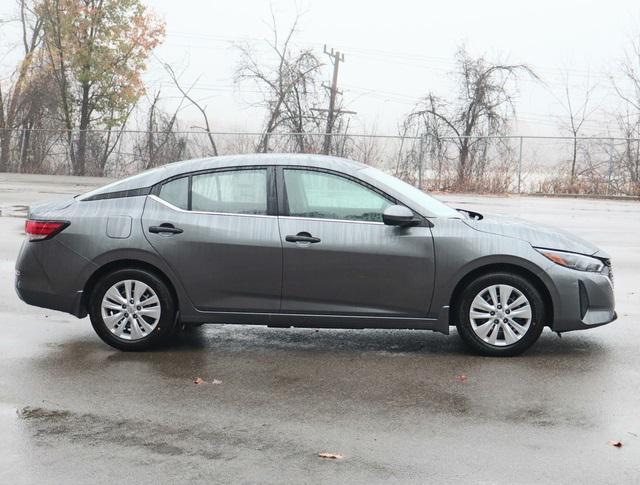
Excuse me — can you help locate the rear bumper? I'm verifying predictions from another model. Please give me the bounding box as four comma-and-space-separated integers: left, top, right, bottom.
546, 264, 616, 332
14, 239, 93, 318
15, 274, 83, 316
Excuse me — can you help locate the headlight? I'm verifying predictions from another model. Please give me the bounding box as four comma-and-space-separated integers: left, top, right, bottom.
535, 248, 604, 273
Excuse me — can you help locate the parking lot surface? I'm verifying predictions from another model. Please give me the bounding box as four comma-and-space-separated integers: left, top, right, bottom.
1, 173, 639, 484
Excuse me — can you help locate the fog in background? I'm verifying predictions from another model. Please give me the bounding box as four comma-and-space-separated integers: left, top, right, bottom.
2, 0, 636, 136
134, 0, 638, 135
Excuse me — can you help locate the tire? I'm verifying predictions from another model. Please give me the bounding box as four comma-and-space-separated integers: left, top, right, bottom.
455, 272, 546, 357
89, 268, 178, 351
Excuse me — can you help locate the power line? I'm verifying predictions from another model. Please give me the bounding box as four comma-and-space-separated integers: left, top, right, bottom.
165, 30, 627, 81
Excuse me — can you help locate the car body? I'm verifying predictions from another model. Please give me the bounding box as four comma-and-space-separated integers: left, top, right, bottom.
15, 154, 616, 355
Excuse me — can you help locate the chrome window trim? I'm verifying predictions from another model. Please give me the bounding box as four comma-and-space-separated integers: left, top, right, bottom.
278, 215, 385, 226
149, 195, 387, 225
148, 195, 276, 219
153, 165, 277, 215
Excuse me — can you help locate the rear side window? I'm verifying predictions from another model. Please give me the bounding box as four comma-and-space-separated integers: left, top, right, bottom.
191, 169, 267, 215
158, 176, 188, 210
283, 169, 392, 222
158, 169, 268, 215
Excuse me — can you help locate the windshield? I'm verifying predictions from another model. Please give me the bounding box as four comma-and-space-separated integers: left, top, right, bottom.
361, 167, 461, 218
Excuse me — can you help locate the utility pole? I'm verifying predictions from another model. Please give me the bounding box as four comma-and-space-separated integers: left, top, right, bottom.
323, 46, 343, 155
517, 136, 523, 194
311, 46, 356, 155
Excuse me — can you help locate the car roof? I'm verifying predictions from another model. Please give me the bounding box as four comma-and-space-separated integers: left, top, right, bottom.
79, 154, 369, 199
163, 153, 367, 175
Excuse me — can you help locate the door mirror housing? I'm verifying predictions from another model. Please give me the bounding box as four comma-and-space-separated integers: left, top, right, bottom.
382, 205, 416, 227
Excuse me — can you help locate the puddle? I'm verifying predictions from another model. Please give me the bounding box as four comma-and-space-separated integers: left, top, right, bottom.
17, 406, 71, 420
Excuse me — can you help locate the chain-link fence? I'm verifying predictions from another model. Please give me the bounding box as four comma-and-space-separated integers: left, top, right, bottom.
1, 128, 639, 196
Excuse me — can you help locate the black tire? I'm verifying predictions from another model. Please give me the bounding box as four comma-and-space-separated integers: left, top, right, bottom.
455, 272, 546, 357
89, 268, 178, 351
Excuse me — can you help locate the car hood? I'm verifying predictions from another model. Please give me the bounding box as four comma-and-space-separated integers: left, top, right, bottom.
462, 213, 603, 257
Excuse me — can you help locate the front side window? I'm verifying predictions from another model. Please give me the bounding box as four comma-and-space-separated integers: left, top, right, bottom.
191, 169, 267, 215
284, 169, 393, 222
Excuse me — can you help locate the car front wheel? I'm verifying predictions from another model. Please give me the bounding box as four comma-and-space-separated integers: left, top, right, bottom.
89, 268, 177, 351
455, 272, 546, 356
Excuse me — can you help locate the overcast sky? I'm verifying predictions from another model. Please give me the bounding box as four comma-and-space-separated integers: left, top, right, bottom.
142, 0, 640, 136
3, 0, 640, 136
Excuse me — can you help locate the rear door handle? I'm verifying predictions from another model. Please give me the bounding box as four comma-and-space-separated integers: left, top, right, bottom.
285, 232, 321, 244
149, 223, 183, 235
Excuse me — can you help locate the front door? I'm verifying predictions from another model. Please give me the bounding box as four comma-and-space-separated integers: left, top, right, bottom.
277, 167, 435, 317
142, 167, 282, 312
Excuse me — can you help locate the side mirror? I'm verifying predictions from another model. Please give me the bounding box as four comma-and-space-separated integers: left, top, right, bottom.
382, 205, 416, 227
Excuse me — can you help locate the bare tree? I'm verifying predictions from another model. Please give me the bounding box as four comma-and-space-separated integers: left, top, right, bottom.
404, 46, 537, 189
613, 33, 640, 113
346, 122, 382, 166
163, 63, 218, 157
13, 60, 61, 173
406, 94, 451, 188
555, 72, 597, 184
612, 33, 640, 194
234, 11, 324, 153
0, 0, 43, 172
135, 89, 189, 169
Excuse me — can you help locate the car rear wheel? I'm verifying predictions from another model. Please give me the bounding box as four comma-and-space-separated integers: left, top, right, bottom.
89, 268, 177, 351
455, 272, 545, 356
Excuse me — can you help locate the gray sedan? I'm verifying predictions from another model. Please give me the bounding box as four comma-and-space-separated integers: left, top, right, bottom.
15, 154, 616, 356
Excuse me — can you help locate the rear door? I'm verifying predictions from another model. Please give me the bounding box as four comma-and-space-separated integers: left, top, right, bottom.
142, 166, 282, 312
277, 167, 435, 317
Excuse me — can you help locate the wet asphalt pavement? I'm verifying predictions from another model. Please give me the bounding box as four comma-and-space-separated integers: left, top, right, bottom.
1, 174, 639, 484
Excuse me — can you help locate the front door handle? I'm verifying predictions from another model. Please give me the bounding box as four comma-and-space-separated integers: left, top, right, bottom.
149, 223, 183, 235
285, 232, 321, 244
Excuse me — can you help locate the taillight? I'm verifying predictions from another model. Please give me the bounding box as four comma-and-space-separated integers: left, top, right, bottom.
24, 220, 69, 241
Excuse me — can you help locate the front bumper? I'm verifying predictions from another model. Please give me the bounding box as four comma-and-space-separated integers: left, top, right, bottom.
545, 263, 616, 332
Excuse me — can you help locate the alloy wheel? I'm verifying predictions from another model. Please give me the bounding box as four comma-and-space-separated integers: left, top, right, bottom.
468, 284, 532, 347
100, 279, 161, 341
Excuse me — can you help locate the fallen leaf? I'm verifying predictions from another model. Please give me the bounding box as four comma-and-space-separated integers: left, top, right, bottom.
194, 377, 205, 385
454, 374, 467, 382
318, 452, 343, 460
211, 379, 222, 385
609, 440, 623, 448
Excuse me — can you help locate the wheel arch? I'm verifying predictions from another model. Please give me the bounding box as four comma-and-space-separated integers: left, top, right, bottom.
449, 262, 555, 327
81, 259, 180, 317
